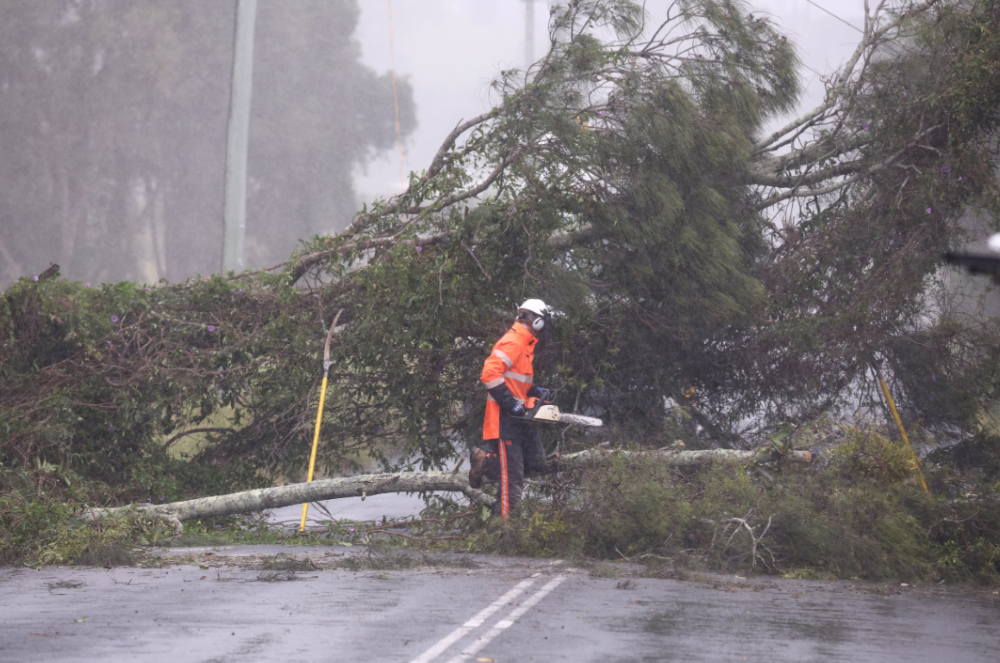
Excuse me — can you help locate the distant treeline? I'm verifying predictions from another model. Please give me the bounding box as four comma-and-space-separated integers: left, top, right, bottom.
0, 1, 415, 287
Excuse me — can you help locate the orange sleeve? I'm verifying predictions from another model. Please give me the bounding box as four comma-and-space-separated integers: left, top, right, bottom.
481, 354, 507, 386
480, 335, 518, 387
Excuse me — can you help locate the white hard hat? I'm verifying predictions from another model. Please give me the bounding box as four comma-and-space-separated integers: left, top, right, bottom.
518, 299, 548, 317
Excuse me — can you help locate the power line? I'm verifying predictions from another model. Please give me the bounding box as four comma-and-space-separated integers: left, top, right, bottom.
803, 0, 864, 34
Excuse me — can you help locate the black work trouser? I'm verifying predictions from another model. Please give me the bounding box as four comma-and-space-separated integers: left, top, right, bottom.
480, 431, 546, 518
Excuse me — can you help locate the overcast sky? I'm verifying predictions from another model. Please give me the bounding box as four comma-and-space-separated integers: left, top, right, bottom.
352, 0, 867, 199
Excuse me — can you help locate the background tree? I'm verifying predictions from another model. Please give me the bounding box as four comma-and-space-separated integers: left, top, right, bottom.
3, 0, 1000, 499
0, 0, 415, 286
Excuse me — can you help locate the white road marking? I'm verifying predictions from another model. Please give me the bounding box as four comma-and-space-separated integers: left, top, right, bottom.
408, 579, 536, 663
443, 575, 568, 663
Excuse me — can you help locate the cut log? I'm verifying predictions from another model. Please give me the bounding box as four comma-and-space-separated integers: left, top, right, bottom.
556, 447, 813, 467
84, 471, 493, 525
83, 446, 811, 525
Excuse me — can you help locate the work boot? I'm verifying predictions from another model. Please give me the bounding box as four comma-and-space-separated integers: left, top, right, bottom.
468, 448, 488, 489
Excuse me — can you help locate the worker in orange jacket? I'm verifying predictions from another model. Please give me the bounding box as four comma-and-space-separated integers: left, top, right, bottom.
469, 299, 552, 518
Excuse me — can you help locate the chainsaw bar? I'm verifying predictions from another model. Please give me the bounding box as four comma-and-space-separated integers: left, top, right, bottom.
523, 401, 603, 427
555, 412, 603, 427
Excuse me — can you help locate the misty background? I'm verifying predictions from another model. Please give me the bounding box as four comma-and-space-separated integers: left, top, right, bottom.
1, 0, 863, 288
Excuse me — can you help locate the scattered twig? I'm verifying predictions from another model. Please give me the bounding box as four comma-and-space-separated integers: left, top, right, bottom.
461, 240, 491, 281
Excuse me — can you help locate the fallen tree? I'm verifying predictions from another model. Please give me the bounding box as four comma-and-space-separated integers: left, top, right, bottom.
13, 424, 998, 584
83, 446, 813, 533
555, 447, 813, 467
8, 2, 1000, 548
83, 471, 489, 536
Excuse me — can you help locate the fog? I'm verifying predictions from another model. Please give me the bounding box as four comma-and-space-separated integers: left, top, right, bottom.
0, 0, 867, 288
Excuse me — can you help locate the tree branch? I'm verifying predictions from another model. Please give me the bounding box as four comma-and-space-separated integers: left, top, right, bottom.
163, 427, 234, 449
747, 159, 866, 189
547, 225, 599, 250
343, 113, 494, 238
290, 231, 458, 284
424, 112, 492, 183
557, 446, 813, 467
752, 130, 871, 177
399, 151, 518, 215
753, 0, 941, 155
461, 240, 491, 281
85, 471, 496, 524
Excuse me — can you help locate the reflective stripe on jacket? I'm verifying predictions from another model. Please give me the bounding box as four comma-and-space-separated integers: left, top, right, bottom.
481, 321, 537, 440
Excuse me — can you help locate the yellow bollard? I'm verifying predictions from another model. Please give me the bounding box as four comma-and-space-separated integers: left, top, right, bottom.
299, 309, 342, 532
877, 375, 929, 495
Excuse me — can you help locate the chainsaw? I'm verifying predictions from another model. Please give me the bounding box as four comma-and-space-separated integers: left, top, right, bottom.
522, 397, 603, 427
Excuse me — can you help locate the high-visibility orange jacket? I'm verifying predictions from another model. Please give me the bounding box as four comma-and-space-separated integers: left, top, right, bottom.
481, 321, 538, 440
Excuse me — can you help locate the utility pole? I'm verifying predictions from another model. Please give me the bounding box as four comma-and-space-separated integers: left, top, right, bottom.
222, 0, 258, 273
524, 0, 535, 69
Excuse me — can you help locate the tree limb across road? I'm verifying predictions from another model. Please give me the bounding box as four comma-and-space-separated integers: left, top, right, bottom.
555, 447, 813, 468
83, 447, 812, 527
84, 471, 494, 528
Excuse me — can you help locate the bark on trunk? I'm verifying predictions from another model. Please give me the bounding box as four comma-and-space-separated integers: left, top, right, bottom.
84, 471, 491, 525
555, 447, 813, 467
83, 447, 811, 526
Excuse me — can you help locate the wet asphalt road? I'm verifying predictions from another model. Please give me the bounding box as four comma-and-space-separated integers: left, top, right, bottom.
2, 546, 1000, 663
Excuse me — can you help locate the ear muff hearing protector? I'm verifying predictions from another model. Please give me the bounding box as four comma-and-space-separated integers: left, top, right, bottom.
530, 309, 551, 333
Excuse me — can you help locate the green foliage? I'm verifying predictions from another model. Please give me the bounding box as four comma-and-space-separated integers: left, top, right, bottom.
715, 0, 1000, 435
0, 465, 176, 566
829, 424, 920, 484
563, 455, 693, 559
1, 270, 343, 486
475, 425, 1000, 583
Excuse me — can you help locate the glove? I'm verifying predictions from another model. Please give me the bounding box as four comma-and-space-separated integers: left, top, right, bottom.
534, 387, 553, 402
511, 403, 526, 417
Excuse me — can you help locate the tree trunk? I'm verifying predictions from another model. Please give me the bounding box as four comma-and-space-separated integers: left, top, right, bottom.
555, 447, 813, 467
84, 471, 492, 527
84, 446, 812, 527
